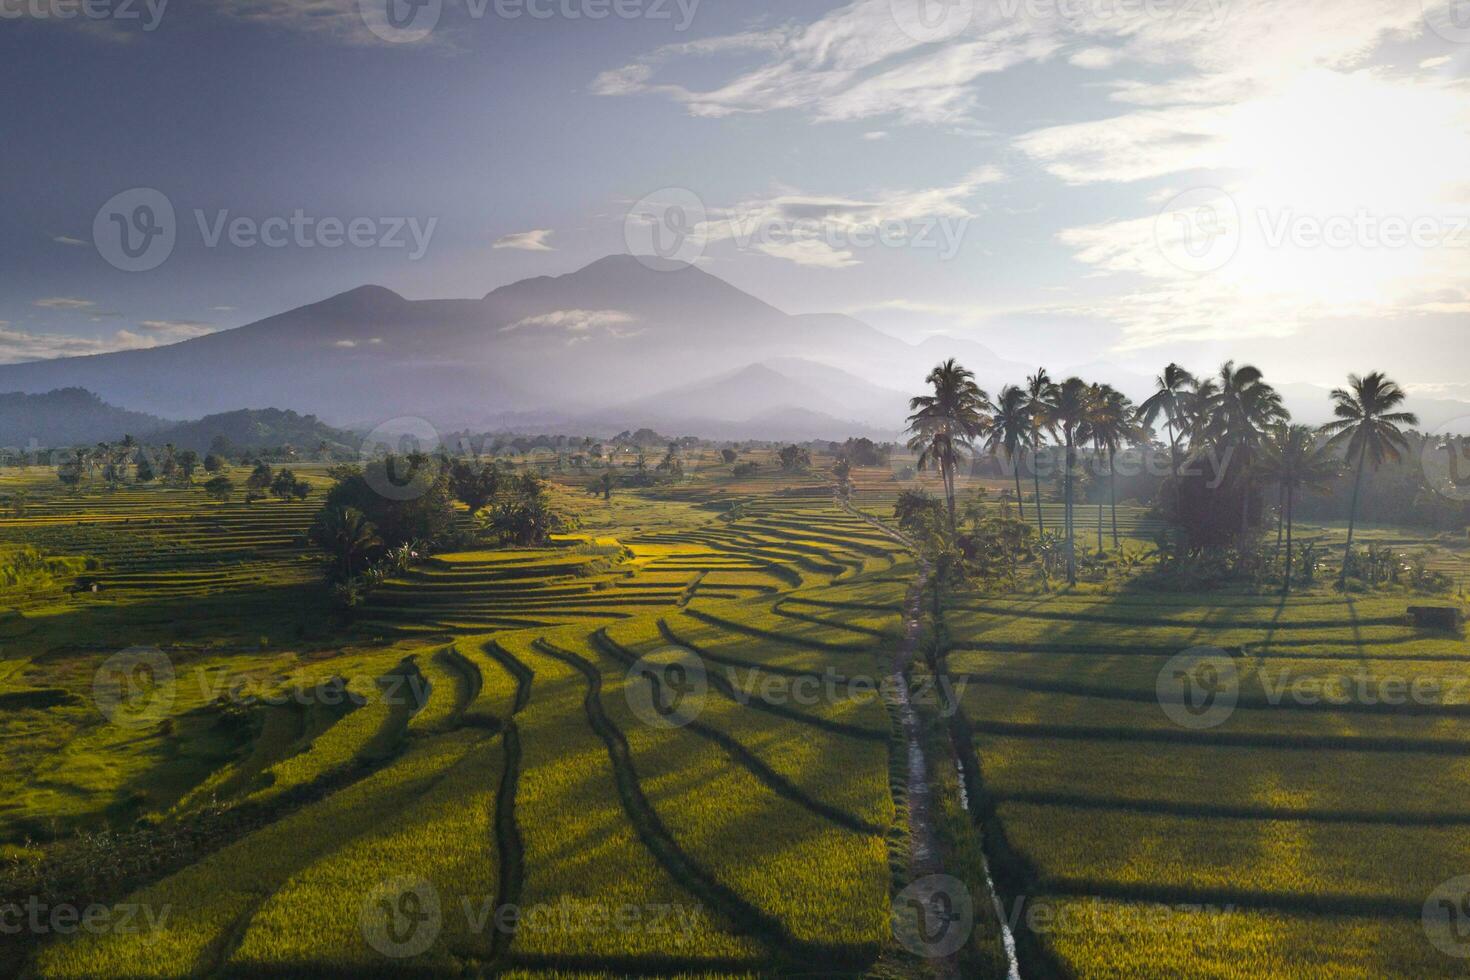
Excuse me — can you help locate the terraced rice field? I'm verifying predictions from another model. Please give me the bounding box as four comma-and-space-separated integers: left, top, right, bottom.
941, 589, 1470, 978
5, 472, 942, 977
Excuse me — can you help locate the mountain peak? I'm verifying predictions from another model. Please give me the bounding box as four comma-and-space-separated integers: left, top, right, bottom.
309, 284, 408, 316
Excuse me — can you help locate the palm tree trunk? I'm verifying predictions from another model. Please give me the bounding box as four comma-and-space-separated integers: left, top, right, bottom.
1109, 448, 1119, 548
1340, 446, 1368, 586
943, 458, 956, 535
1013, 450, 1026, 523
1274, 483, 1285, 562
1283, 484, 1295, 595
1065, 439, 1076, 585
1032, 438, 1046, 536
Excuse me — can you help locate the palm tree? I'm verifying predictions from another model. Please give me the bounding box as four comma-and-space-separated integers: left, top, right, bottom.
985, 385, 1032, 524
1025, 368, 1055, 536
1087, 384, 1135, 549
1204, 362, 1287, 536
1258, 424, 1339, 594
907, 359, 992, 534
1138, 363, 1196, 503
1318, 372, 1418, 586
309, 506, 381, 581
1038, 377, 1093, 585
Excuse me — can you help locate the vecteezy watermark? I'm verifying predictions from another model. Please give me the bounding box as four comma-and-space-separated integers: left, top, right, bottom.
625, 647, 708, 728
1424, 0, 1470, 43
361, 876, 442, 959
1425, 876, 1470, 957
1156, 647, 1238, 730
892, 874, 974, 958
360, 416, 446, 502
359, 0, 699, 43
993, 895, 1238, 938
1420, 416, 1470, 504
93, 646, 176, 729
0, 0, 167, 30
93, 188, 437, 272
889, 0, 975, 43
360, 877, 704, 959
623, 188, 709, 269
623, 186, 974, 272
0, 898, 172, 936
1154, 187, 1241, 274
722, 666, 967, 718
1156, 187, 1470, 274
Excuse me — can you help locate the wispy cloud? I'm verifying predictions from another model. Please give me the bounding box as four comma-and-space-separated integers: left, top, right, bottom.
33, 297, 97, 310
503, 309, 638, 335
493, 229, 556, 252
52, 235, 87, 247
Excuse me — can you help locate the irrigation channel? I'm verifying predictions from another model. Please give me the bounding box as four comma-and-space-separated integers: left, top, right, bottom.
839, 495, 1022, 980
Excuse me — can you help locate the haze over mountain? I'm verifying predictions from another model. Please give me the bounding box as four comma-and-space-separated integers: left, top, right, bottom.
0, 256, 1464, 441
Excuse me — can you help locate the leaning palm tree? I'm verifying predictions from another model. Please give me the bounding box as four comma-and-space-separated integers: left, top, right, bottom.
1317, 372, 1418, 586
1037, 377, 1093, 585
1258, 424, 1339, 594
907, 359, 992, 534
1138, 363, 1196, 500
985, 385, 1032, 523
1025, 368, 1055, 536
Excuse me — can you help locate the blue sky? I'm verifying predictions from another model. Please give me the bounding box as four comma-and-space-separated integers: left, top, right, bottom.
2, 0, 1468, 396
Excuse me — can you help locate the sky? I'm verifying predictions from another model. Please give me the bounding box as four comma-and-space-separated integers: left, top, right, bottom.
2, 0, 1468, 396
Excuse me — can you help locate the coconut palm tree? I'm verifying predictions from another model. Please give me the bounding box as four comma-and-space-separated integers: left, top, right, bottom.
907, 359, 992, 534
1037, 377, 1093, 585
1138, 363, 1196, 499
985, 385, 1032, 524
1258, 424, 1339, 594
1025, 368, 1055, 536
1203, 362, 1288, 536
309, 506, 382, 581
1087, 384, 1136, 549
1318, 372, 1418, 586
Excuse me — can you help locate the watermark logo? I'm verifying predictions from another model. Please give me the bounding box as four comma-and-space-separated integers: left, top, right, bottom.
358, 0, 441, 42
94, 188, 176, 273
1420, 416, 1470, 503
624, 647, 707, 728
1154, 187, 1240, 274
93, 646, 175, 729
890, 0, 975, 43
0, 0, 169, 31
1157, 646, 1238, 730
1424, 0, 1470, 43
360, 417, 445, 502
1425, 876, 1470, 957
361, 876, 442, 958
892, 874, 974, 958
623, 188, 708, 270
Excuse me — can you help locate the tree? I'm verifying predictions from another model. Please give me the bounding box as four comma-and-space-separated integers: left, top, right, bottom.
894, 488, 945, 537
832, 458, 852, 499
176, 450, 200, 482
1037, 377, 1092, 585
1318, 372, 1418, 586
320, 458, 459, 551
270, 468, 301, 500
1086, 384, 1136, 549
589, 471, 617, 501
58, 456, 83, 492
134, 452, 155, 483
907, 359, 992, 534
778, 445, 811, 471
204, 475, 235, 502
309, 506, 382, 581
1139, 363, 1196, 505
246, 462, 273, 492
203, 453, 225, 474
985, 385, 1032, 525
721, 448, 738, 464
449, 459, 500, 515
1204, 362, 1287, 537
1025, 368, 1055, 537
1258, 425, 1338, 594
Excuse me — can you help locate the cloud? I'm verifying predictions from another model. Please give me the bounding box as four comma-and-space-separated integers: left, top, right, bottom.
52, 235, 87, 247
136, 320, 215, 341
862, 131, 890, 140
493, 229, 555, 251
33, 297, 96, 310
334, 339, 358, 348
503, 309, 637, 334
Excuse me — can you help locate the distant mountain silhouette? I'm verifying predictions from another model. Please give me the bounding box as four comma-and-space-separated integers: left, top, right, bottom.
0, 388, 167, 448
150, 408, 358, 455
0, 256, 1462, 440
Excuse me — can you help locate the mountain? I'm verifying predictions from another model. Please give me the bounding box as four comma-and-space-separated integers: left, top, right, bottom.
1, 256, 1465, 440
0, 388, 168, 448
149, 408, 358, 455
